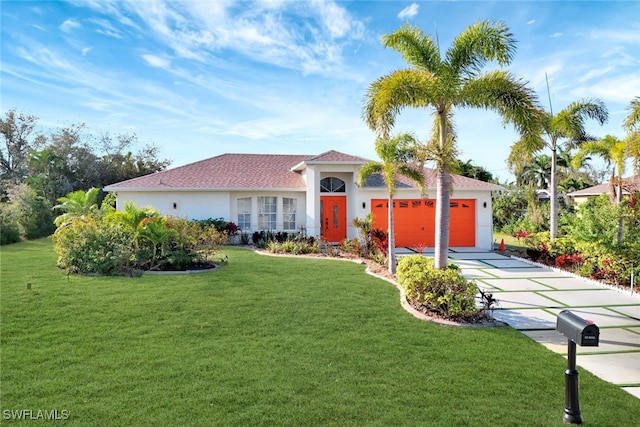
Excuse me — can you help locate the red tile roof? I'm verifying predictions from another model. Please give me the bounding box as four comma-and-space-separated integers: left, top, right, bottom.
105, 153, 310, 190
104, 150, 503, 191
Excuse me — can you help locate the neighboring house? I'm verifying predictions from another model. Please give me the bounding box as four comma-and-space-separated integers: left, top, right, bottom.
104, 150, 503, 249
567, 175, 640, 206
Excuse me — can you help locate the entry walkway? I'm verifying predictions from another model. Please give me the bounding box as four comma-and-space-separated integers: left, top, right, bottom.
396, 247, 640, 399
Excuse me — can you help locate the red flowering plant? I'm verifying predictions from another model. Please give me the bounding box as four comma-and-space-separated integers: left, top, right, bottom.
414, 243, 427, 254
371, 228, 388, 256
555, 253, 584, 272
512, 229, 531, 242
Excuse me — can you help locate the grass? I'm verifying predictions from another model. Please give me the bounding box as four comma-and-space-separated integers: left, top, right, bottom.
1, 239, 639, 426
494, 231, 528, 254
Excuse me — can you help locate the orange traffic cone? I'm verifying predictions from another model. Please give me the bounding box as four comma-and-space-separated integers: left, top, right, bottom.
498, 239, 505, 251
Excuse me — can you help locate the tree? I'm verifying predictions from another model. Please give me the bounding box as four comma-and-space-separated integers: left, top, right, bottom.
519, 154, 552, 189
53, 187, 100, 227
0, 109, 42, 189
509, 99, 608, 240
623, 96, 640, 173
363, 21, 541, 269
455, 159, 494, 182
573, 135, 630, 245
357, 133, 425, 274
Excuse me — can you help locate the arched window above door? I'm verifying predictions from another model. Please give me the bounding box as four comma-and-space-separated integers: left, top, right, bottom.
320, 177, 346, 193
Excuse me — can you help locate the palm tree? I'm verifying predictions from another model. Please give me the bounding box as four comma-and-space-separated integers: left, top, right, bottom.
623, 96, 640, 173
519, 154, 552, 189
53, 187, 100, 227
509, 99, 608, 240
572, 134, 629, 244
364, 20, 541, 269
357, 133, 425, 274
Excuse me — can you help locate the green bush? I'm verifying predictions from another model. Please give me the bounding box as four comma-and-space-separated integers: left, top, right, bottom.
5, 183, 55, 240
52, 201, 227, 275
0, 203, 21, 245
52, 217, 137, 275
396, 255, 478, 319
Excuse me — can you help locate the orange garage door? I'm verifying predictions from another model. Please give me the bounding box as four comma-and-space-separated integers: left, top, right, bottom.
371, 199, 475, 248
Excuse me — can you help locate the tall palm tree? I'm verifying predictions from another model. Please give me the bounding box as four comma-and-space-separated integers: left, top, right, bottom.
509, 99, 608, 240
572, 135, 628, 244
363, 21, 541, 269
357, 133, 425, 274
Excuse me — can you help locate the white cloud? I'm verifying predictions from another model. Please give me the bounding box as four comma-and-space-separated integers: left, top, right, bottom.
551, 32, 563, 38
570, 74, 640, 103
527, 19, 535, 25
398, 3, 419, 20
142, 54, 171, 69
60, 18, 81, 32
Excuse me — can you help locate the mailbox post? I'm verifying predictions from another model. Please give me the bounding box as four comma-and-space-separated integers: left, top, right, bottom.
556, 310, 599, 425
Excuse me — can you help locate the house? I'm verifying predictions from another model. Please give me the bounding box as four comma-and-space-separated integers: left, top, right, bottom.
103, 150, 503, 249
567, 175, 640, 206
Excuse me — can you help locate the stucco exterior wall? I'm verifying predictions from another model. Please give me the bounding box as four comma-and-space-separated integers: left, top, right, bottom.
115, 191, 230, 220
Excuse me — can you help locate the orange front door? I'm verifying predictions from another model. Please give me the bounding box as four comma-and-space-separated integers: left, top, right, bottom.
320, 196, 346, 242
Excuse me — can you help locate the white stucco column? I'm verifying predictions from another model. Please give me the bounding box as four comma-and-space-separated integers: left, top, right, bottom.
305, 166, 320, 237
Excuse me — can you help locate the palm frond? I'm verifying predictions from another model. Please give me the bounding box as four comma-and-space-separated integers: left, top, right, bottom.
446, 20, 516, 79
362, 69, 438, 136
550, 98, 608, 145
623, 96, 640, 132
458, 70, 543, 140
382, 23, 441, 72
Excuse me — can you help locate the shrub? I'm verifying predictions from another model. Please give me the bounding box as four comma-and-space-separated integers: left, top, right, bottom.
52, 203, 226, 275
396, 255, 478, 320
0, 203, 21, 245
371, 228, 388, 256
52, 217, 137, 275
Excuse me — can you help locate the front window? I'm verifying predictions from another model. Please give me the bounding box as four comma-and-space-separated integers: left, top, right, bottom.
320, 177, 345, 193
258, 196, 277, 230
283, 198, 297, 230
237, 197, 251, 230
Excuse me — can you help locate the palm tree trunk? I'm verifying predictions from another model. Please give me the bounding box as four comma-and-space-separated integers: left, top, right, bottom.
615, 178, 624, 245
434, 112, 450, 270
550, 147, 558, 240
434, 168, 450, 269
388, 194, 396, 274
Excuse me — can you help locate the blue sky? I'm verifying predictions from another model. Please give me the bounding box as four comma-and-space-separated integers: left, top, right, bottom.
2, 1, 639, 182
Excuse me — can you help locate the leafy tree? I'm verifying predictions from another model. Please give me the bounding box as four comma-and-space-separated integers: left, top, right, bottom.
0, 109, 43, 191
509, 99, 608, 240
96, 132, 170, 187
5, 183, 54, 239
357, 133, 424, 274
455, 159, 494, 182
492, 187, 528, 232
573, 135, 630, 245
363, 20, 541, 268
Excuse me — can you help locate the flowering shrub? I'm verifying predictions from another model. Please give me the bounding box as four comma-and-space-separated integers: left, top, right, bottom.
555, 253, 584, 271
513, 229, 531, 242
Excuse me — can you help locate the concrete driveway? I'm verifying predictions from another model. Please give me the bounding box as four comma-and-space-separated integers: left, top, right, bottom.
397, 247, 640, 399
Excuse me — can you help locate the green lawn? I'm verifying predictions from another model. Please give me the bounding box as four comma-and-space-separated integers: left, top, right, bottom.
1, 239, 638, 426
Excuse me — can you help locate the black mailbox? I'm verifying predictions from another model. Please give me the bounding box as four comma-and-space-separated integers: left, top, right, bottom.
557, 310, 599, 347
